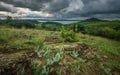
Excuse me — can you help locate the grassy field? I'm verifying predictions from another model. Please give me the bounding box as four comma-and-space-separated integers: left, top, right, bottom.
0, 26, 120, 75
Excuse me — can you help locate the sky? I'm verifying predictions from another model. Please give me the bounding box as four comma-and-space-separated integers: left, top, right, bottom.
0, 0, 120, 20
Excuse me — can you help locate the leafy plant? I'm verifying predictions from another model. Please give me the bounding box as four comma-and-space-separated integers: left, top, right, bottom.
70, 50, 79, 58
34, 46, 45, 58
41, 66, 54, 75
53, 53, 62, 63
43, 45, 63, 65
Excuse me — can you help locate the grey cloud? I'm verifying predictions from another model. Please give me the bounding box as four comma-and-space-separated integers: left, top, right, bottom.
1, 0, 54, 11
80, 0, 120, 16
43, 0, 69, 13
60, 0, 120, 18
0, 0, 120, 19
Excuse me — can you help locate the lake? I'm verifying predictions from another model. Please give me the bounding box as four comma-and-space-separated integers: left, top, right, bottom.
38, 20, 80, 24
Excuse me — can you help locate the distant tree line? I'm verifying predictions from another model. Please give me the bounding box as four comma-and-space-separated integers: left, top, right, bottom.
35, 22, 63, 31
0, 16, 35, 28
71, 22, 120, 41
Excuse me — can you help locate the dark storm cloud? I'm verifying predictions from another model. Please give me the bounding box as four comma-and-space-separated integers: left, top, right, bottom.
0, 0, 54, 11
0, 0, 70, 12
60, 0, 120, 18
80, 0, 120, 16
0, 0, 120, 19
43, 0, 70, 13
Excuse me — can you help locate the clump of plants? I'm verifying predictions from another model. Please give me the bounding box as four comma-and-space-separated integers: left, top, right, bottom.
10, 41, 25, 49
60, 26, 79, 42
32, 45, 64, 75
30, 38, 43, 46
25, 38, 43, 48
0, 31, 15, 44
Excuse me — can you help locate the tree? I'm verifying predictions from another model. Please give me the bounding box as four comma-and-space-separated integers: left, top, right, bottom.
6, 16, 12, 24
73, 24, 79, 32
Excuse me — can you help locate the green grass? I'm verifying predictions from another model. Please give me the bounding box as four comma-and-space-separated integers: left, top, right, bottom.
0, 27, 51, 49
78, 33, 120, 73
0, 26, 120, 75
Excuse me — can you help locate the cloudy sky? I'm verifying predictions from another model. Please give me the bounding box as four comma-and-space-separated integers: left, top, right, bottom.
0, 0, 120, 20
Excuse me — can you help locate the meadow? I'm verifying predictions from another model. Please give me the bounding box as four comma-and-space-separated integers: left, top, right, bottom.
0, 17, 120, 75
0, 24, 120, 75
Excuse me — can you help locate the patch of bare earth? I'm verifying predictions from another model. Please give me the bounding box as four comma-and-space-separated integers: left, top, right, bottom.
0, 49, 34, 75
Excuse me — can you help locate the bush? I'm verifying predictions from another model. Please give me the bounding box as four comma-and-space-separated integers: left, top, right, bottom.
102, 27, 116, 39
60, 26, 78, 42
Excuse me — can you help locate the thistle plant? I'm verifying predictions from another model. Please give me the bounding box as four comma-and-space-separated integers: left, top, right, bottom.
70, 50, 79, 58
32, 45, 64, 74
41, 66, 54, 75
34, 46, 45, 58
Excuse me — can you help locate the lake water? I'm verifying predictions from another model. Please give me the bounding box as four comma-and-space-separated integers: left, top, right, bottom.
38, 20, 80, 24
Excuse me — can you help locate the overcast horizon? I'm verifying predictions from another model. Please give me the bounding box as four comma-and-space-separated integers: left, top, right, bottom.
0, 0, 120, 20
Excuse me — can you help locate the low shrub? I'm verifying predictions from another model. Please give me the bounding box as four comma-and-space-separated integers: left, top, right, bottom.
60, 26, 79, 42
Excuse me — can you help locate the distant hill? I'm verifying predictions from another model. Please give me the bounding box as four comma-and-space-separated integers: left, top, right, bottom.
40, 22, 62, 25
82, 18, 106, 22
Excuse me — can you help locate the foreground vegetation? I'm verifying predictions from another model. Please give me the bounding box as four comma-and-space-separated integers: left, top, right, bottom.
0, 25, 120, 75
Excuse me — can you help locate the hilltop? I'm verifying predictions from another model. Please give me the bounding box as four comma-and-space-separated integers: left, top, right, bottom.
81, 17, 106, 22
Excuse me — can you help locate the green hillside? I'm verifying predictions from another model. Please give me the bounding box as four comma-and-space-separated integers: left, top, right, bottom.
64, 19, 120, 41
0, 17, 120, 75
0, 25, 120, 75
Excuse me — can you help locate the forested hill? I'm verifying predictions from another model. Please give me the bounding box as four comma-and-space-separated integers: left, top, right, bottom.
81, 17, 106, 22
71, 19, 120, 41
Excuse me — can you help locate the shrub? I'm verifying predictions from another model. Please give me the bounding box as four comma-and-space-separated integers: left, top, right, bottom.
102, 27, 116, 39
60, 26, 78, 42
